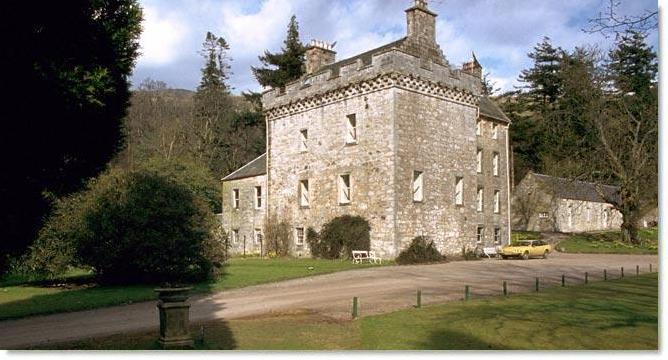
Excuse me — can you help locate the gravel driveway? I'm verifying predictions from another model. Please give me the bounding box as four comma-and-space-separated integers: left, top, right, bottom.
0, 252, 658, 349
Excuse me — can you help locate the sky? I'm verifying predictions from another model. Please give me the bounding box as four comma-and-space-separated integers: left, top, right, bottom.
132, 0, 659, 94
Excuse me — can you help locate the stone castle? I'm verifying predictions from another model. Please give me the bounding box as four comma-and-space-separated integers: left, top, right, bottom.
221, 0, 512, 258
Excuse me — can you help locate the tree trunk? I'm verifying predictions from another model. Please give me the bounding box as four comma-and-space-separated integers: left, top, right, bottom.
620, 216, 640, 245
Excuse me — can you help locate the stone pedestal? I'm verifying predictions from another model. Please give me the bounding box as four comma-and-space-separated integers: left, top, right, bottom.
155, 287, 194, 349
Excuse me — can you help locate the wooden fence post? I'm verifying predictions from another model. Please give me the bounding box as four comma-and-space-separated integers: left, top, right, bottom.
585, 272, 588, 284
352, 297, 359, 319
465, 285, 470, 300
621, 267, 624, 278
416, 290, 422, 308
636, 265, 639, 277
535, 277, 540, 292
561, 274, 565, 287
503, 281, 508, 296
604, 269, 607, 281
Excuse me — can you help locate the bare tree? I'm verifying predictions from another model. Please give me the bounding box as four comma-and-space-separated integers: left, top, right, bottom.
584, 0, 658, 37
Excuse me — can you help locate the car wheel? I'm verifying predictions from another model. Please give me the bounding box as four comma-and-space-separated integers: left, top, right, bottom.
522, 251, 529, 260
543, 250, 549, 259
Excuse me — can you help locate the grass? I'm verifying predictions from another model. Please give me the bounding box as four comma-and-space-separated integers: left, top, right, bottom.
34, 273, 658, 350
0, 257, 386, 321
557, 228, 658, 255
511, 230, 542, 242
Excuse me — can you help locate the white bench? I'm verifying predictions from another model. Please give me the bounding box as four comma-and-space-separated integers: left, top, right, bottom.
352, 250, 369, 264
482, 246, 501, 259
352, 250, 382, 264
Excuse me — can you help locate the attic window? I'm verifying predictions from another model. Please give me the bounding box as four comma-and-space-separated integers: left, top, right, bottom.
299, 129, 308, 152
345, 114, 357, 144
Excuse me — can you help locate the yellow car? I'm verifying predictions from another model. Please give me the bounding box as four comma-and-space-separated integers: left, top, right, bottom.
501, 240, 551, 260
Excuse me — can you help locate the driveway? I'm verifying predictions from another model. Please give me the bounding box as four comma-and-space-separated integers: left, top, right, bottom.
0, 252, 658, 349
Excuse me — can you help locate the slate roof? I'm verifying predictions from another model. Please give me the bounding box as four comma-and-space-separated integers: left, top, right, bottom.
221, 153, 267, 181
531, 173, 620, 203
479, 96, 510, 123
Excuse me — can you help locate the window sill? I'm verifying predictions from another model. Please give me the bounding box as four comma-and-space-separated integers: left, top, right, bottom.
299, 205, 310, 209
413, 200, 423, 204
344, 141, 358, 147
339, 202, 351, 206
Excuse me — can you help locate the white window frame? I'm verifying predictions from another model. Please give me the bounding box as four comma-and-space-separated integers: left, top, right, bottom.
299, 179, 309, 207
476, 149, 483, 174
295, 227, 305, 246
477, 187, 484, 212
455, 177, 464, 206
476, 120, 481, 136
231, 229, 239, 243
493, 190, 500, 214
232, 188, 240, 209
492, 152, 499, 176
476, 226, 484, 243
494, 227, 501, 244
254, 186, 262, 209
412, 170, 424, 202
254, 228, 263, 245
299, 129, 308, 152
602, 209, 609, 227
492, 123, 498, 139
338, 174, 351, 205
345, 114, 357, 144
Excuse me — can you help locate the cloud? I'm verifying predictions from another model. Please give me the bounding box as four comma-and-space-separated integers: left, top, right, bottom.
131, 0, 659, 93
137, 5, 189, 66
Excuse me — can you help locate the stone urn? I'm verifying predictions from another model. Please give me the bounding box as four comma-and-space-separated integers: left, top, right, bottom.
155, 287, 194, 349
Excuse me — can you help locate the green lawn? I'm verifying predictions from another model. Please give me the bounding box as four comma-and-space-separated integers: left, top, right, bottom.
34, 273, 658, 350
0, 257, 386, 320
557, 228, 658, 255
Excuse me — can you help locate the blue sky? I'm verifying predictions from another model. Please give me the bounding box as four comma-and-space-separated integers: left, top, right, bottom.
132, 0, 659, 94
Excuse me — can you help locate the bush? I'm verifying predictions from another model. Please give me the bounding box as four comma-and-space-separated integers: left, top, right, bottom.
25, 168, 221, 285
263, 213, 291, 257
308, 215, 370, 259
396, 236, 445, 265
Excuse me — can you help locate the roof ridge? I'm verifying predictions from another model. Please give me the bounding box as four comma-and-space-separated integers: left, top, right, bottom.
221, 152, 267, 181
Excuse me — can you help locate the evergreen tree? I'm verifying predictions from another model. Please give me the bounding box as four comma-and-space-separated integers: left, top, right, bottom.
518, 37, 564, 107
0, 0, 142, 273
481, 72, 500, 96
192, 32, 233, 175
606, 30, 657, 98
251, 15, 305, 88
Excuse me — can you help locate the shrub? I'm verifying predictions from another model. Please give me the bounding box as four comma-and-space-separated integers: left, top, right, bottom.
26, 168, 221, 285
308, 215, 370, 259
263, 212, 291, 257
396, 236, 445, 265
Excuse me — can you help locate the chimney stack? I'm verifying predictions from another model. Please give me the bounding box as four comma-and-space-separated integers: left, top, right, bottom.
462, 52, 482, 78
405, 0, 437, 45
304, 39, 336, 75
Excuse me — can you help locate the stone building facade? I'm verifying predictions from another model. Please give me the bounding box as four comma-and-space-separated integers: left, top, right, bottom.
221, 0, 512, 258
511, 172, 623, 233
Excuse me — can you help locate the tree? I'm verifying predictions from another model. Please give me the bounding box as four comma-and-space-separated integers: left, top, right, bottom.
517, 37, 564, 107
482, 72, 500, 96
192, 32, 234, 175
606, 31, 657, 98
585, 0, 658, 38
0, 0, 143, 273
251, 15, 305, 88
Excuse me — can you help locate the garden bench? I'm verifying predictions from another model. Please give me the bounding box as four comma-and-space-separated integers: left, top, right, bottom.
482, 246, 501, 259
352, 250, 369, 264
368, 251, 382, 264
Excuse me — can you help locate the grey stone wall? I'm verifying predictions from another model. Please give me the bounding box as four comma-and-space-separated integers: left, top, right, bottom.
266, 89, 397, 258
221, 175, 267, 256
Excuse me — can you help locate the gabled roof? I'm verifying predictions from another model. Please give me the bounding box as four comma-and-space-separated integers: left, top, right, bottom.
221, 153, 267, 181
530, 173, 619, 204
479, 97, 510, 123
